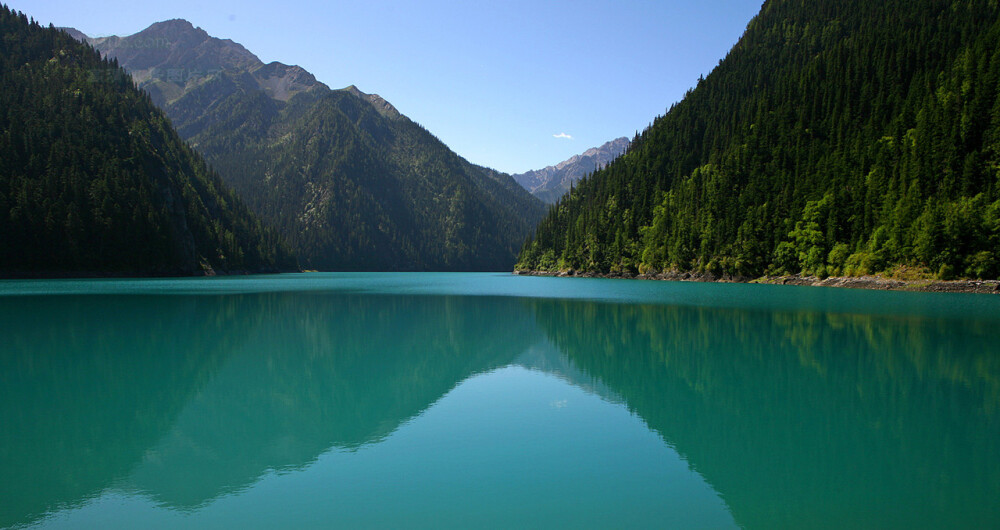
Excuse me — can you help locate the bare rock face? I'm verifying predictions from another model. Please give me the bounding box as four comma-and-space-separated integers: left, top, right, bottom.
513, 137, 630, 203
64, 22, 402, 120
65, 20, 322, 105
254, 62, 320, 102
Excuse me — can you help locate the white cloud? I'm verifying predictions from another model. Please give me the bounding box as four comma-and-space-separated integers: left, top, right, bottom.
553, 132, 573, 140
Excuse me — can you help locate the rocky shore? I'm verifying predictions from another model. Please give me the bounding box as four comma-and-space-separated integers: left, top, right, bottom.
513, 269, 1000, 294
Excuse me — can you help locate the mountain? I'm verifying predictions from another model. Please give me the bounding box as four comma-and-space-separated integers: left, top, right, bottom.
517, 0, 1000, 280
0, 7, 295, 276
69, 19, 301, 108
69, 20, 546, 271
513, 137, 630, 204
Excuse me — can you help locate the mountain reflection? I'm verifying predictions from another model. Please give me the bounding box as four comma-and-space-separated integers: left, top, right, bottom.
0, 295, 244, 528
125, 293, 537, 509
0, 292, 538, 526
527, 298, 1000, 529
2, 285, 999, 529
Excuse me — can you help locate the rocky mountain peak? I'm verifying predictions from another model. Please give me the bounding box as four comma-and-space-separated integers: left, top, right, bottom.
146, 18, 199, 35
513, 137, 630, 204
75, 20, 260, 77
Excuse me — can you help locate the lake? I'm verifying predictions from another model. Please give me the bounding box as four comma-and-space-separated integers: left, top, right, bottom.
2, 273, 999, 529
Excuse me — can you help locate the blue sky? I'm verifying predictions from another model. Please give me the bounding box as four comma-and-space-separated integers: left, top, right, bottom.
11, 0, 762, 174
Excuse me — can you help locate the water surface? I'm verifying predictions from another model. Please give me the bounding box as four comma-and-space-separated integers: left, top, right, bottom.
2, 273, 998, 528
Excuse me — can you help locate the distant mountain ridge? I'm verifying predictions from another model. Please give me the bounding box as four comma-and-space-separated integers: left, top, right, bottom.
513, 137, 630, 204
66, 20, 545, 271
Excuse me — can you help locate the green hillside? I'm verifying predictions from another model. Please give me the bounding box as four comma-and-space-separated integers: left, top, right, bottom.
182, 83, 544, 271
0, 7, 295, 276
517, 0, 1000, 280
81, 21, 546, 271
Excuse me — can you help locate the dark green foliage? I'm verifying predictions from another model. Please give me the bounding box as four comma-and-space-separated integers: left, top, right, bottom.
169, 80, 546, 271
518, 0, 1000, 280
0, 6, 295, 275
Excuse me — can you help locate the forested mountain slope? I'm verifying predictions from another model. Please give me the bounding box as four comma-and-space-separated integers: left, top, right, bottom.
518, 0, 1000, 280
0, 7, 295, 276
75, 21, 546, 271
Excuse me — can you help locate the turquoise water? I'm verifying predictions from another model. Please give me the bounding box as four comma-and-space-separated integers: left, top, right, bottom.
2, 273, 998, 529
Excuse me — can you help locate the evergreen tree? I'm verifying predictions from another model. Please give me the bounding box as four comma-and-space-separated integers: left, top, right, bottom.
0, 5, 296, 275
518, 0, 1000, 281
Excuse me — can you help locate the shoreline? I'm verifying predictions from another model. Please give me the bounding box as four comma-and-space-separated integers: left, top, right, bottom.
513, 269, 1000, 295
0, 268, 295, 280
